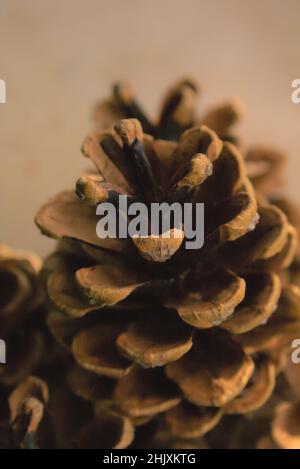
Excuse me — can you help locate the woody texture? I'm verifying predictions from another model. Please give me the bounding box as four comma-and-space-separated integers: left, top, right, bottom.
0, 245, 53, 449
30, 79, 300, 449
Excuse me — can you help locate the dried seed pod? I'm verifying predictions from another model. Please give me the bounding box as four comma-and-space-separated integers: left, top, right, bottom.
0, 246, 46, 388
35, 80, 300, 448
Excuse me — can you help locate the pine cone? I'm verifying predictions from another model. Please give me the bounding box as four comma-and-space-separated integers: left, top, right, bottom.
0, 245, 46, 387
253, 356, 300, 449
0, 245, 52, 448
34, 103, 300, 449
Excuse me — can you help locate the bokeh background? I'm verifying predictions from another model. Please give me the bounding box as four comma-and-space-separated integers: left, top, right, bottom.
0, 0, 299, 256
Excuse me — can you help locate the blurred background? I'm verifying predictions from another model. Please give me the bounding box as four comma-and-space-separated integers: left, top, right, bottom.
0, 0, 299, 256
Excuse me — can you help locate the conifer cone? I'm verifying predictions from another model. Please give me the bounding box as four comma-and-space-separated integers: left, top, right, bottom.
254, 357, 300, 449
0, 245, 51, 448
0, 244, 46, 388
35, 103, 300, 449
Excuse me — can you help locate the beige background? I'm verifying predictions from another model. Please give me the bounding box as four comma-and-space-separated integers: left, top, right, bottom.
0, 0, 299, 257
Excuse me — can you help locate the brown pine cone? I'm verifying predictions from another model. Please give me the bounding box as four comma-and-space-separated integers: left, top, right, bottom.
0, 245, 53, 448
0, 244, 46, 387
34, 111, 300, 449
254, 356, 300, 449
